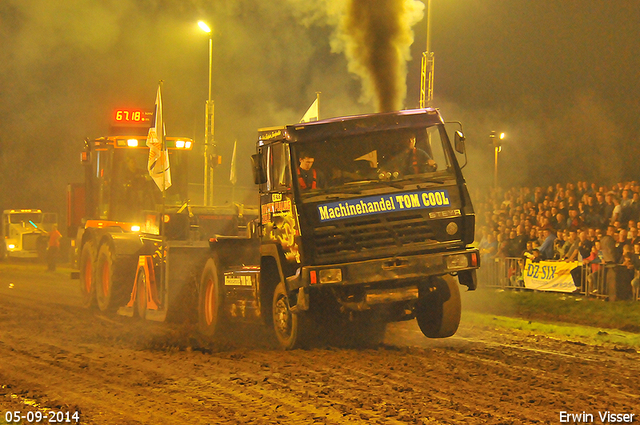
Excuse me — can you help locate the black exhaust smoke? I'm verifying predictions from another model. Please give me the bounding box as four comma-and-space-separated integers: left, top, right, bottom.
341, 0, 424, 112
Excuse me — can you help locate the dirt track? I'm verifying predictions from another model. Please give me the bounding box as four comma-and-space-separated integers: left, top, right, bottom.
0, 262, 639, 424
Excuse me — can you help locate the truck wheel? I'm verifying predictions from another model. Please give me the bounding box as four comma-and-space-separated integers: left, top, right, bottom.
272, 281, 311, 350
415, 274, 461, 338
95, 242, 128, 313
79, 242, 96, 309
198, 258, 224, 337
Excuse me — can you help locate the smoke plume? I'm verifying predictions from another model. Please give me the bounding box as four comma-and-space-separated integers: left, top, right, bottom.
337, 0, 424, 112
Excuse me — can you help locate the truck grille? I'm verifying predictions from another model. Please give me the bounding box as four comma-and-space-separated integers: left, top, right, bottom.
22, 233, 41, 251
313, 211, 439, 263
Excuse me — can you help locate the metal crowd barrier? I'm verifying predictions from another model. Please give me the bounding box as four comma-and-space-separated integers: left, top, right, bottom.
477, 256, 639, 302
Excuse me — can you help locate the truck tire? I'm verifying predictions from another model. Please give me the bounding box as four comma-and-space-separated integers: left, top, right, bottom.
79, 242, 96, 309
415, 274, 461, 338
272, 281, 312, 350
95, 242, 129, 313
198, 258, 224, 337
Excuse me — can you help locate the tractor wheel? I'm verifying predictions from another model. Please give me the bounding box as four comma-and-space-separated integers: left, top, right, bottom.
79, 242, 96, 309
197, 258, 225, 338
415, 274, 461, 338
272, 281, 312, 350
95, 242, 129, 313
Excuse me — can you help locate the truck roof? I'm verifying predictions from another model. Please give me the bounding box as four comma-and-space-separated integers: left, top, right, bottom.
258, 108, 443, 145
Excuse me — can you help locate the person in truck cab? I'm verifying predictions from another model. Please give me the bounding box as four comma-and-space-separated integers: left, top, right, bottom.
389, 135, 437, 175
297, 151, 325, 190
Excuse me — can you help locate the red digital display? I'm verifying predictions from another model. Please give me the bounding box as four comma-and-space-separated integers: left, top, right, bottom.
112, 109, 152, 127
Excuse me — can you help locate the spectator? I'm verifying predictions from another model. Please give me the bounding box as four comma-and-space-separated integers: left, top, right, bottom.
628, 226, 640, 245
566, 208, 583, 230
506, 230, 522, 257
553, 230, 566, 259
569, 230, 594, 290
562, 230, 579, 260
614, 228, 630, 263
630, 192, 640, 223
531, 248, 542, 263
630, 243, 640, 296
480, 233, 498, 262
584, 240, 605, 294
620, 189, 633, 224
539, 226, 557, 260
609, 194, 622, 225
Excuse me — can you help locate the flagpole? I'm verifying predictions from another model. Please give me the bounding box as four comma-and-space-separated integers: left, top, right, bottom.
159, 80, 167, 305
230, 139, 237, 204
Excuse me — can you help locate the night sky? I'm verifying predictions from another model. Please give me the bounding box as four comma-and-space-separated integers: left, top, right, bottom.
1, 0, 639, 222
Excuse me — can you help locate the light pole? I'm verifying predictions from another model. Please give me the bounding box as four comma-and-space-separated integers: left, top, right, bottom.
419, 0, 434, 108
489, 131, 505, 190
198, 20, 215, 206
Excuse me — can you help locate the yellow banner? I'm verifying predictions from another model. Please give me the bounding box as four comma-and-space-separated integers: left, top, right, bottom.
523, 260, 580, 292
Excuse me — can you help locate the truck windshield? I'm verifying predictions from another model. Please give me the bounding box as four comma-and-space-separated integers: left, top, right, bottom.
292, 124, 453, 193
9, 213, 43, 224
109, 149, 189, 222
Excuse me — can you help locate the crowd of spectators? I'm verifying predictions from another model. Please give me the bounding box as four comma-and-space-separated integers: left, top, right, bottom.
475, 181, 640, 295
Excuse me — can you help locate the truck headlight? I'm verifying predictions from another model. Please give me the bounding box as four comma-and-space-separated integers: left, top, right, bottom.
319, 268, 342, 284
446, 254, 468, 270
8, 244, 15, 250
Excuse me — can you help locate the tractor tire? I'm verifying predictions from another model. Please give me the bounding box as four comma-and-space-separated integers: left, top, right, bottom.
95, 242, 130, 313
79, 242, 96, 309
415, 274, 461, 338
197, 257, 225, 338
272, 281, 313, 350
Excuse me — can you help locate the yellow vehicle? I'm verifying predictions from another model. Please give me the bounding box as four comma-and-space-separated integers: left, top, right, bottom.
1, 209, 58, 259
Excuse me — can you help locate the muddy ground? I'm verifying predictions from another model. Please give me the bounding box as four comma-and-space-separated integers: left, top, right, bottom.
0, 261, 638, 424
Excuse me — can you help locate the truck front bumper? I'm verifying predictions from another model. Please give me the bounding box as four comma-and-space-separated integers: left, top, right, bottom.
288, 248, 479, 292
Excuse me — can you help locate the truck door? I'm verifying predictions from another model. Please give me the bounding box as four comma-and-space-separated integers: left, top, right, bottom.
260, 142, 301, 264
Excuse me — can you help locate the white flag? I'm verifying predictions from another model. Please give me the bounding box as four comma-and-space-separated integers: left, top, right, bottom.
146, 84, 171, 191
230, 140, 237, 185
355, 150, 378, 168
300, 98, 319, 123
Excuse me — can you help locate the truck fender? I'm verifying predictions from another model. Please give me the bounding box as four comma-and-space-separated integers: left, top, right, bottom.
259, 242, 298, 320
100, 232, 144, 258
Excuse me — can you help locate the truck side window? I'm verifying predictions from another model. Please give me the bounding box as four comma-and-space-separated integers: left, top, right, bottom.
266, 143, 291, 191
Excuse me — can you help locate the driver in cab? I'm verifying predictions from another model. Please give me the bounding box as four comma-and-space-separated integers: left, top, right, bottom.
392, 135, 437, 175
297, 152, 325, 190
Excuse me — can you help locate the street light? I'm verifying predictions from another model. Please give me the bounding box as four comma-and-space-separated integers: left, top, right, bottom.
419, 0, 434, 108
489, 131, 505, 190
198, 20, 215, 206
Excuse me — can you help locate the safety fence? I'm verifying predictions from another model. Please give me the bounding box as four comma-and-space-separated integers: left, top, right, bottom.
478, 257, 640, 302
